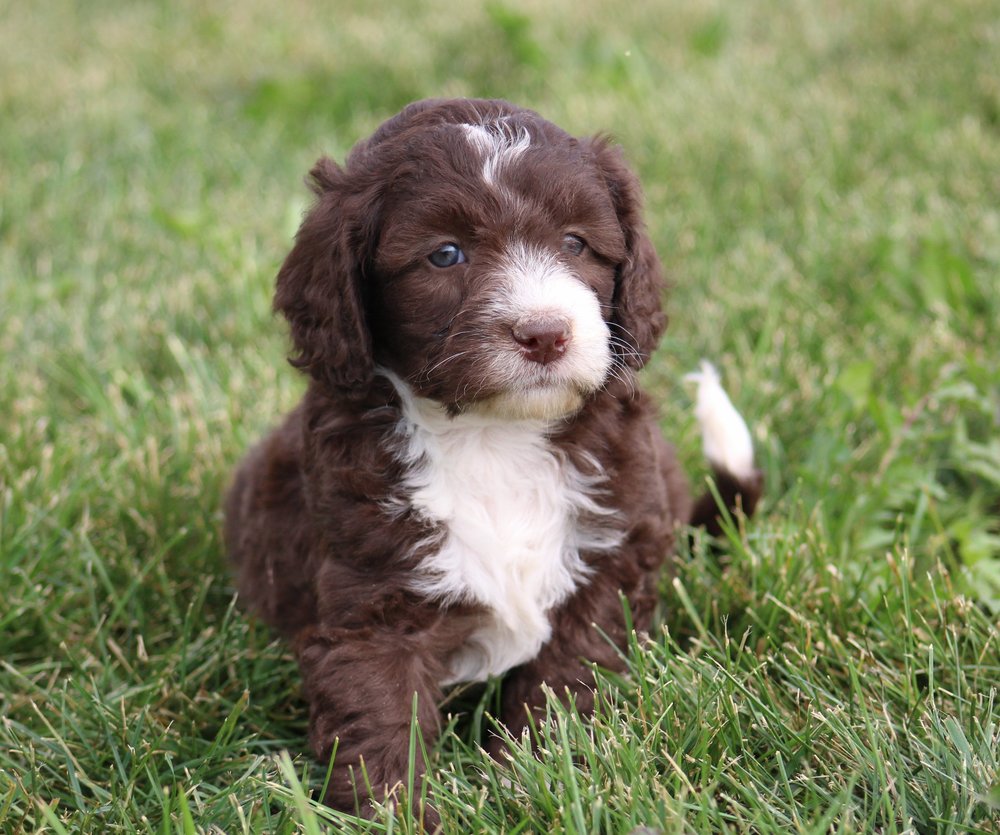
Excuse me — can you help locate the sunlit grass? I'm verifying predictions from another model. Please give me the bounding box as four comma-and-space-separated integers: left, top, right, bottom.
2, 0, 998, 831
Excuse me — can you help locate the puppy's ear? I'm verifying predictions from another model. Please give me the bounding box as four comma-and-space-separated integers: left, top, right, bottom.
591, 140, 667, 370
273, 158, 377, 394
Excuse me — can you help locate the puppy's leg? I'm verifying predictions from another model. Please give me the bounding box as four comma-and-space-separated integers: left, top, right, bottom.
492, 568, 655, 754
225, 425, 318, 636
295, 622, 452, 824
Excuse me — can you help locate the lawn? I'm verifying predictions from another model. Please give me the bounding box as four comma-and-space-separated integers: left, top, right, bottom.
1, 0, 999, 832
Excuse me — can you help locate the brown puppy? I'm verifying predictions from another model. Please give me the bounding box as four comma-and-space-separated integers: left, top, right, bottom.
225, 98, 762, 818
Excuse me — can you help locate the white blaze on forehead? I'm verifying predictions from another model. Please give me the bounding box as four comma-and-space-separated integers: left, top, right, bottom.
460, 121, 532, 185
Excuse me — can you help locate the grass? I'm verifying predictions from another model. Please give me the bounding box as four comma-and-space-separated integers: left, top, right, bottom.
1, 0, 999, 831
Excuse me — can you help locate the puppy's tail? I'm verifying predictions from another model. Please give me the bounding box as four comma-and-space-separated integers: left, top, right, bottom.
685, 361, 764, 536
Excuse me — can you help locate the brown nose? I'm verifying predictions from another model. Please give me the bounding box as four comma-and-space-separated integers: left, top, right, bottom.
512, 315, 571, 365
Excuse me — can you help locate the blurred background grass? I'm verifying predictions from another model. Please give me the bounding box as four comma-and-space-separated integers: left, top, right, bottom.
1, 0, 999, 831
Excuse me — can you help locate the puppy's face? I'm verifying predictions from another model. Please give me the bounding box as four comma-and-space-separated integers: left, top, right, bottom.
274, 99, 666, 416
370, 121, 627, 420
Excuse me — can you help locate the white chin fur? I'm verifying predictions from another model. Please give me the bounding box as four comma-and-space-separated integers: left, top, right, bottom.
469, 383, 586, 421
685, 360, 756, 481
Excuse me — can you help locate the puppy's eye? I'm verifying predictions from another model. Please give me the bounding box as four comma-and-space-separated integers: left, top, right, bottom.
562, 234, 587, 256
428, 243, 466, 268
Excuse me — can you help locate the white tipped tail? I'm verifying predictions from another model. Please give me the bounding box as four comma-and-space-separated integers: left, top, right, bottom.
685, 360, 756, 482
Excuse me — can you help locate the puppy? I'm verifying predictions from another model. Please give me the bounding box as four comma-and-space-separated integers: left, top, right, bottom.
225, 98, 762, 818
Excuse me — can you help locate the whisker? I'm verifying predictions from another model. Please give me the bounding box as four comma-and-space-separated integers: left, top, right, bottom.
418, 351, 472, 382
608, 334, 641, 350
607, 337, 643, 364
606, 366, 637, 398
607, 321, 640, 342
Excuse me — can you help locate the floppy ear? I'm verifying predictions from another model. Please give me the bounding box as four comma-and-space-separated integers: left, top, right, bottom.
273, 158, 377, 394
591, 140, 667, 370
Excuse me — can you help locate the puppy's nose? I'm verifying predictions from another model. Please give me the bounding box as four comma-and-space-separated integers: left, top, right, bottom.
512, 315, 571, 365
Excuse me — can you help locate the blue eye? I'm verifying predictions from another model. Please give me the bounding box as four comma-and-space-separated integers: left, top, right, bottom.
429, 243, 466, 268
562, 234, 586, 256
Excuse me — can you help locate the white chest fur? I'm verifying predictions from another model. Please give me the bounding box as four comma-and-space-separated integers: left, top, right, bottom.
386, 376, 621, 685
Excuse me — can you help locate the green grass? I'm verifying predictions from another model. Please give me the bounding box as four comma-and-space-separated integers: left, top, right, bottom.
2, 0, 999, 831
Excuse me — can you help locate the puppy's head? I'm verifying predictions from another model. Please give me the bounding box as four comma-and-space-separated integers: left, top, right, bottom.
274, 98, 665, 420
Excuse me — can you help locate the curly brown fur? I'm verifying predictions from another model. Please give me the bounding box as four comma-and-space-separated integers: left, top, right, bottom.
225, 98, 761, 820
